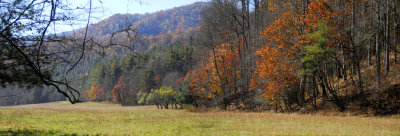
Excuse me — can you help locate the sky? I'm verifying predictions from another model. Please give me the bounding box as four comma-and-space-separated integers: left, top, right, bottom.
79, 0, 206, 21
104, 0, 205, 14
52, 0, 206, 33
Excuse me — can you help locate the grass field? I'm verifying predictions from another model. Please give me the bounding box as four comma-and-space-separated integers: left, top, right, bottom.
0, 102, 399, 135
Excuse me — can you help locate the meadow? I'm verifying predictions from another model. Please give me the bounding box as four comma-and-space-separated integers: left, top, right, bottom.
0, 102, 399, 136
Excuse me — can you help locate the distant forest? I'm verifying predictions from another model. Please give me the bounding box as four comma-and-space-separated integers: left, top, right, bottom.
1, 0, 399, 115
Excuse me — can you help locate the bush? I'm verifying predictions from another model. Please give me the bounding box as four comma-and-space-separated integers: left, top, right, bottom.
141, 86, 177, 109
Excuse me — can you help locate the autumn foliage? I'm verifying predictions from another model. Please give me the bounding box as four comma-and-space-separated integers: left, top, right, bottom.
88, 84, 104, 101
83, 88, 88, 101
111, 77, 130, 105
67, 0, 400, 114
252, 0, 342, 104
190, 43, 239, 104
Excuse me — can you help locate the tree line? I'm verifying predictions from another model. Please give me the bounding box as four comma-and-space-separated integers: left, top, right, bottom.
79, 0, 400, 114
81, 42, 196, 108
187, 0, 399, 114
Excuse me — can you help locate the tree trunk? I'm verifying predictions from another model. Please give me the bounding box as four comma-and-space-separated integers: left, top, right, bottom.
298, 76, 305, 107
356, 59, 364, 95
339, 0, 347, 80
319, 72, 345, 111
376, 0, 382, 87
312, 76, 318, 110
368, 40, 372, 66
367, 2, 372, 66
384, 0, 390, 76
351, 0, 356, 77
320, 79, 328, 100
376, 33, 382, 87
393, 0, 398, 64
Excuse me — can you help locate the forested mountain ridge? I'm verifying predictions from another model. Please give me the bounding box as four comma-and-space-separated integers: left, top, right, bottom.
78, 2, 208, 106
75, 2, 205, 37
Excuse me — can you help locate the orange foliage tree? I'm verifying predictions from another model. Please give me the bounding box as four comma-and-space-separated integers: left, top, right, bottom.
189, 63, 212, 99
190, 43, 239, 106
251, 0, 340, 104
88, 84, 104, 101
88, 85, 97, 101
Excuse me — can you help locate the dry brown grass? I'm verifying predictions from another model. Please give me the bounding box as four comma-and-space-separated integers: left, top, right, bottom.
1, 101, 400, 135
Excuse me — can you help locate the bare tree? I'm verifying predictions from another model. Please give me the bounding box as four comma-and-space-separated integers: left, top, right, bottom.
0, 0, 137, 103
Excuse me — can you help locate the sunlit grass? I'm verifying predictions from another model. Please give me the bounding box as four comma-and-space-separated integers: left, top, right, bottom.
1, 102, 399, 135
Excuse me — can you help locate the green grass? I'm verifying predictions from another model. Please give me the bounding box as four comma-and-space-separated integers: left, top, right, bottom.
1, 102, 399, 135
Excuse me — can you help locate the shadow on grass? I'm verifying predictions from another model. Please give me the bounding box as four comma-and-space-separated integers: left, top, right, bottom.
0, 129, 81, 136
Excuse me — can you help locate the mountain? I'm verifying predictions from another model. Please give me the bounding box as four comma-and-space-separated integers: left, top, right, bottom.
76, 2, 206, 38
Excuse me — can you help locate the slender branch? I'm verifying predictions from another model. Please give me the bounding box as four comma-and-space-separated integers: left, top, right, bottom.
0, 0, 36, 33
63, 0, 93, 101
1, 33, 80, 103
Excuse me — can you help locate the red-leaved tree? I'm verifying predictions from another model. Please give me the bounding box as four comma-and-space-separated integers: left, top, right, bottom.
112, 77, 129, 105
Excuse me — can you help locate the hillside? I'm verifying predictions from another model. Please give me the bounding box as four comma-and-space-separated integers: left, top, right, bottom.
76, 2, 205, 37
